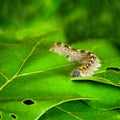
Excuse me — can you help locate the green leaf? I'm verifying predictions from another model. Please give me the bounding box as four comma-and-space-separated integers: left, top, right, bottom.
0, 32, 120, 120
0, 32, 97, 120
40, 100, 120, 120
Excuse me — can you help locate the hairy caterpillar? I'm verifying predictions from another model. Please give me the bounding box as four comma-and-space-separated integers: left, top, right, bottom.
50, 42, 101, 77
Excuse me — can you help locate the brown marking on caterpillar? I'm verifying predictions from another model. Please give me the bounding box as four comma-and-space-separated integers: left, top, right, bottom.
90, 55, 96, 60
85, 64, 89, 68
56, 42, 62, 46
50, 42, 101, 77
82, 66, 87, 69
64, 44, 69, 48
71, 48, 77, 51
81, 50, 85, 53
87, 51, 92, 56
90, 60, 94, 64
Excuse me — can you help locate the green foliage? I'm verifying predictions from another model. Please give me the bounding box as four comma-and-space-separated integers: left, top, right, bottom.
40, 101, 120, 120
0, 0, 120, 120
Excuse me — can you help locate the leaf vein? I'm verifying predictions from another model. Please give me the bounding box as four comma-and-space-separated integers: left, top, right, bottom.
17, 63, 74, 77
0, 72, 9, 81
0, 38, 43, 91
56, 106, 82, 120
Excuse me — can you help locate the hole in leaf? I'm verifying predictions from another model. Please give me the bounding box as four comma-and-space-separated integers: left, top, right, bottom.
11, 113, 17, 119
110, 107, 120, 111
107, 67, 120, 71
23, 99, 35, 105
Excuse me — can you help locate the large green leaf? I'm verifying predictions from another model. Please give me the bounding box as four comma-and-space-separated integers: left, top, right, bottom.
0, 32, 97, 120
0, 32, 120, 120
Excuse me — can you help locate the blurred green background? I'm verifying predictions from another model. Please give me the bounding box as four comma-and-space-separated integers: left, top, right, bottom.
0, 0, 120, 46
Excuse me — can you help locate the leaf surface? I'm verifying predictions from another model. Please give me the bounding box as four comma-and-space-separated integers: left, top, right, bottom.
40, 100, 120, 120
0, 33, 120, 120
0, 32, 97, 120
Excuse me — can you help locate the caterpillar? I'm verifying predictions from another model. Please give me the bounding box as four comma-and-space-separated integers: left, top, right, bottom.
50, 42, 101, 77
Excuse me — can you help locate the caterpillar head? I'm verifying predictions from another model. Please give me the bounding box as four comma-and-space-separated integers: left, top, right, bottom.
71, 69, 81, 77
